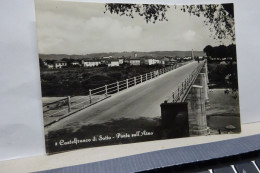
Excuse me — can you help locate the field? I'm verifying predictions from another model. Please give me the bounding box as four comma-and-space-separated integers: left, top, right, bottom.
40, 64, 165, 97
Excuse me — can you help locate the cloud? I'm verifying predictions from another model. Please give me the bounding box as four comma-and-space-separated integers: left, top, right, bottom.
37, 12, 143, 54
183, 30, 196, 42
35, 1, 235, 54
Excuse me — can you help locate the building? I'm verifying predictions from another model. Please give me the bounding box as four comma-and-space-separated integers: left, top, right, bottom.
184, 57, 192, 61
42, 60, 55, 69
118, 58, 124, 65
163, 57, 177, 66
103, 56, 112, 59
144, 58, 160, 65
43, 61, 48, 66
129, 59, 141, 66
54, 61, 67, 68
47, 64, 54, 69
82, 60, 101, 67
108, 59, 120, 67
160, 60, 165, 65
71, 61, 80, 66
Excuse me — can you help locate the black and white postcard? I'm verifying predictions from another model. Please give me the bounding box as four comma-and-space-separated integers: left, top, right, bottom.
35, 0, 241, 154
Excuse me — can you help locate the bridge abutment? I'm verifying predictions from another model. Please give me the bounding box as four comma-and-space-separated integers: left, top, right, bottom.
160, 61, 210, 137
186, 73, 209, 136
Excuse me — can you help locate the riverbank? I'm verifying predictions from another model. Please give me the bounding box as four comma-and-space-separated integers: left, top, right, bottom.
206, 89, 240, 134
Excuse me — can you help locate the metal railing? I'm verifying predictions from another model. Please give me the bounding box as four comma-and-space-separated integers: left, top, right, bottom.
43, 61, 192, 124
164, 60, 205, 103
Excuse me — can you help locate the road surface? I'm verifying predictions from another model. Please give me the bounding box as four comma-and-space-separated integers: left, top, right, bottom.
46, 61, 203, 133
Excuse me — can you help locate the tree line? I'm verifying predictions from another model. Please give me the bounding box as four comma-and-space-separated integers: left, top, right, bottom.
203, 44, 236, 62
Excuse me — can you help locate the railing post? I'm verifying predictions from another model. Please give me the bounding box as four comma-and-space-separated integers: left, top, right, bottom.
182, 82, 184, 93
150, 72, 153, 78
146, 73, 148, 81
67, 96, 71, 112
134, 77, 136, 85
126, 79, 129, 89
140, 75, 142, 83
117, 81, 119, 93
178, 86, 180, 100
89, 89, 92, 104
105, 85, 108, 96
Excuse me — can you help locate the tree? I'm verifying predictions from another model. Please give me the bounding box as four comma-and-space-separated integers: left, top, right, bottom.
227, 44, 237, 62
105, 3, 235, 41
203, 45, 214, 57
180, 4, 234, 40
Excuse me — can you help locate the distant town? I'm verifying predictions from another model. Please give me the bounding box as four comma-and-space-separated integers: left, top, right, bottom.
39, 52, 206, 69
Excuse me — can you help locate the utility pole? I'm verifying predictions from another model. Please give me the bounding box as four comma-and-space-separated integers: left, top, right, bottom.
192, 49, 194, 60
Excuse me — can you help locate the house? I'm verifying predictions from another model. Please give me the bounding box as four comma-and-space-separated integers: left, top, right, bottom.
108, 59, 119, 67
165, 58, 177, 66
42, 60, 55, 69
47, 64, 54, 69
118, 58, 124, 65
71, 61, 80, 66
82, 60, 101, 67
184, 56, 192, 61
160, 60, 165, 65
129, 59, 141, 66
43, 61, 48, 66
144, 58, 160, 65
103, 56, 112, 59
54, 61, 67, 68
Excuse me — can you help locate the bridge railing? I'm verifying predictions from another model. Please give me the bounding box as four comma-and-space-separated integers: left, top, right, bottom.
164, 61, 205, 103
43, 61, 191, 123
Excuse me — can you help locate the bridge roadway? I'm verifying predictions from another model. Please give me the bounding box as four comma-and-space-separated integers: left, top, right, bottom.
46, 61, 204, 133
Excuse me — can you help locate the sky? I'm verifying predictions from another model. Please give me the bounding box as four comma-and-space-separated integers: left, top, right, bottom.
35, 0, 235, 55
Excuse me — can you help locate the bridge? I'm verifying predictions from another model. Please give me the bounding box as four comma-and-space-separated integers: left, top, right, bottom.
45, 60, 209, 136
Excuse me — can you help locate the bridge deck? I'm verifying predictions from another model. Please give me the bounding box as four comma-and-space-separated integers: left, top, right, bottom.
46, 61, 204, 133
